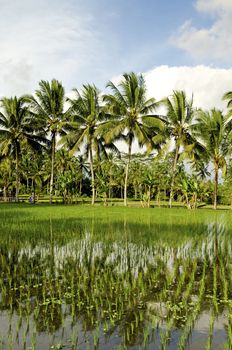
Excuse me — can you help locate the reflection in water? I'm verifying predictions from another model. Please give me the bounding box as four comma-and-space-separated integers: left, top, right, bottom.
0, 217, 232, 349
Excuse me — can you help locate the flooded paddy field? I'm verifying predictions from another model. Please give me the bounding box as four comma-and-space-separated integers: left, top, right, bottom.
0, 204, 232, 349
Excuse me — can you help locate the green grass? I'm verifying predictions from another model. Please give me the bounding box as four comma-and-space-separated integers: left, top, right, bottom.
0, 202, 231, 245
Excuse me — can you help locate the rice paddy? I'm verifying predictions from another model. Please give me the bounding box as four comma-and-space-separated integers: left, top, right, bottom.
0, 204, 232, 349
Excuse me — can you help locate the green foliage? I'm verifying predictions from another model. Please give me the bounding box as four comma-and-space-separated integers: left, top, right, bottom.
0, 76, 232, 208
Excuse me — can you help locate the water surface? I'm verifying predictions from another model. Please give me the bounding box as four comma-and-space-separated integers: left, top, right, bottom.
0, 205, 231, 349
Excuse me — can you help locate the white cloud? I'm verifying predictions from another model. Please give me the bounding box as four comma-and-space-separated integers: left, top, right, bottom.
144, 65, 231, 111
110, 65, 232, 154
171, 0, 232, 62
0, 0, 104, 96
195, 0, 232, 13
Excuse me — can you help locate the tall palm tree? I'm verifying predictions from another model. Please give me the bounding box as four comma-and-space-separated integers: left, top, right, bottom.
194, 109, 229, 209
26, 79, 67, 204
103, 72, 161, 206
63, 84, 115, 205
0, 96, 43, 202
163, 90, 196, 208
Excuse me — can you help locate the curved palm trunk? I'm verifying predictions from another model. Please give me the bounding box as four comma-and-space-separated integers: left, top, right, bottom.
15, 146, 20, 203
169, 143, 180, 208
124, 142, 132, 207
213, 162, 219, 210
49, 133, 56, 205
32, 179, 36, 204
89, 147, 95, 205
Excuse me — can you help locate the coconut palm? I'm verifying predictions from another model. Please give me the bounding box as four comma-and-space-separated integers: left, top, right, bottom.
0, 96, 43, 202
26, 79, 67, 204
194, 109, 229, 209
0, 157, 14, 201
163, 90, 197, 207
103, 72, 161, 206
63, 84, 116, 205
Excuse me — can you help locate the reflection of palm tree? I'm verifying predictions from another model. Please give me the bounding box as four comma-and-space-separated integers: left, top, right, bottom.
103, 72, 160, 206
0, 96, 43, 202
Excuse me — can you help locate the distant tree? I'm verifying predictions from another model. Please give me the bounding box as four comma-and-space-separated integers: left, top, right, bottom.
163, 90, 197, 207
194, 109, 229, 209
0, 157, 14, 201
0, 96, 43, 201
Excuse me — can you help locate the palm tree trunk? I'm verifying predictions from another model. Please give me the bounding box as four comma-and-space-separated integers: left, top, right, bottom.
79, 179, 82, 195
109, 175, 112, 199
185, 193, 189, 209
26, 177, 29, 193
148, 185, 151, 208
89, 147, 95, 205
3, 186, 7, 202
15, 147, 19, 203
134, 185, 137, 200
49, 133, 56, 205
124, 141, 132, 207
157, 187, 160, 207
169, 144, 180, 208
32, 179, 36, 204
214, 163, 219, 210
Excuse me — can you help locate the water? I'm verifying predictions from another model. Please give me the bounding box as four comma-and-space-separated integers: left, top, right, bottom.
0, 205, 232, 349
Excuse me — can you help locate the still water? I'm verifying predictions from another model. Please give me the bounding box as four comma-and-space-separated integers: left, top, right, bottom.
0, 206, 231, 349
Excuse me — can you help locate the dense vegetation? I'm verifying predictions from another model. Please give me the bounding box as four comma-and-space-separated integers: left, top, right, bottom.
1, 73, 232, 209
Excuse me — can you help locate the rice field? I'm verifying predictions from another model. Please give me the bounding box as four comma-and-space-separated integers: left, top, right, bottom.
0, 204, 232, 349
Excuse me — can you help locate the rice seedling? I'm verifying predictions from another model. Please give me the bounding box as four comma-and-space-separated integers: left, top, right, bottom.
0, 204, 232, 348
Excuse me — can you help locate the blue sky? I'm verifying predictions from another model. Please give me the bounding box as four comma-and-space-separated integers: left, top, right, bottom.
0, 0, 232, 109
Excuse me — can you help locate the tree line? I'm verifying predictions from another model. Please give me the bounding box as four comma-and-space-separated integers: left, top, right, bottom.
0, 72, 232, 209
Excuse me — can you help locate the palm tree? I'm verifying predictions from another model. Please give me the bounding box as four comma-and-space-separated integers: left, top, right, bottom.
0, 96, 43, 202
0, 157, 14, 201
163, 90, 197, 208
103, 72, 161, 206
63, 84, 115, 205
26, 79, 67, 204
194, 109, 229, 209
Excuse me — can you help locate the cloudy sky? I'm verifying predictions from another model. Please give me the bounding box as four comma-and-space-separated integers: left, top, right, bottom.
0, 0, 232, 110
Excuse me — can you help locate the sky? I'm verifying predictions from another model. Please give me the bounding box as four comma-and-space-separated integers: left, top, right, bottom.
0, 0, 232, 110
